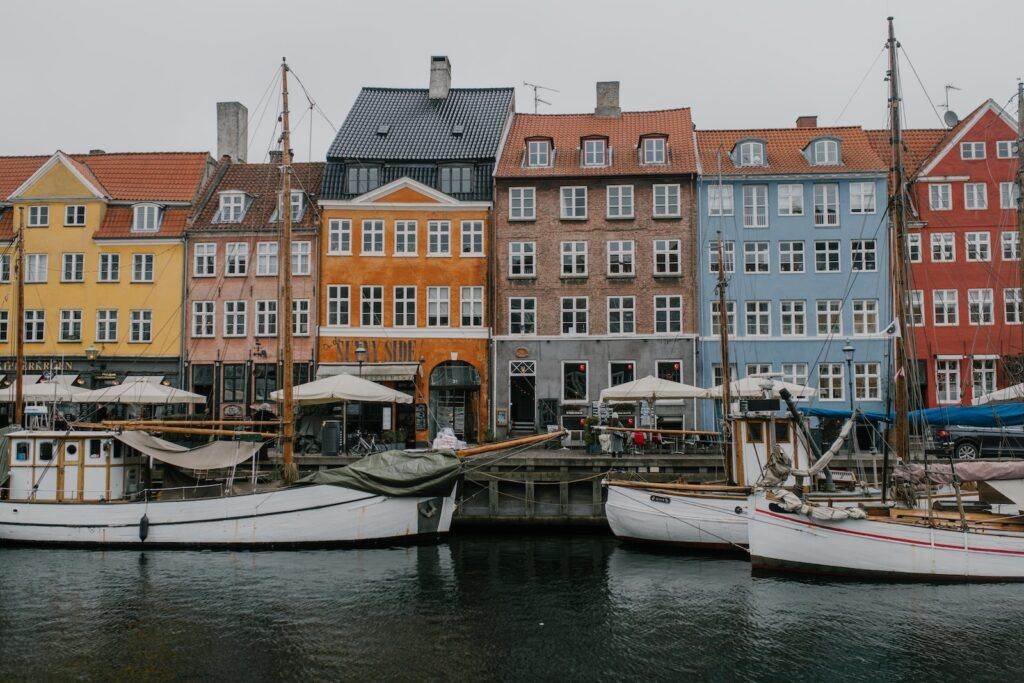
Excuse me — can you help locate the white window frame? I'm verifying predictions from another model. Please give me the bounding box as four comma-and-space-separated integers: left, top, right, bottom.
132, 204, 161, 232
742, 185, 768, 228
509, 187, 536, 220
710, 300, 736, 336
328, 219, 352, 255
965, 232, 991, 262
360, 285, 384, 327
737, 141, 765, 166
851, 239, 877, 272
98, 253, 120, 283
394, 221, 418, 256
850, 182, 876, 214
560, 186, 587, 220
744, 300, 771, 337
327, 285, 350, 326
255, 299, 278, 337
427, 221, 452, 256
907, 233, 922, 262
852, 299, 879, 335
606, 185, 634, 219
743, 241, 770, 274
929, 183, 952, 211
777, 184, 804, 216
606, 296, 636, 335
61, 253, 84, 283
814, 240, 841, 273
64, 204, 86, 226
24, 309, 45, 342
225, 243, 248, 277
996, 140, 1019, 159
129, 309, 153, 343
654, 295, 682, 334
1004, 288, 1022, 325
393, 286, 417, 327
936, 359, 961, 404
933, 289, 959, 326
191, 301, 214, 338
854, 362, 881, 400
223, 301, 247, 337
217, 192, 246, 223
560, 241, 588, 278
526, 140, 551, 167
708, 241, 735, 274
27, 205, 49, 227
582, 138, 607, 167
1000, 182, 1020, 210
460, 221, 484, 257
193, 243, 215, 277
968, 288, 994, 326
778, 241, 805, 274
560, 297, 589, 336
780, 300, 806, 336
910, 290, 925, 327
460, 286, 484, 327
812, 139, 839, 165
508, 241, 536, 278
818, 363, 845, 402
607, 240, 635, 277
96, 308, 119, 342
813, 183, 840, 227
427, 286, 450, 327
59, 309, 82, 342
25, 253, 48, 284
641, 137, 666, 164
509, 297, 537, 335
816, 299, 843, 336
960, 141, 986, 160
131, 253, 154, 283
292, 299, 310, 336
964, 183, 988, 210
931, 233, 956, 262
291, 240, 312, 276
256, 241, 278, 276
653, 238, 682, 276
708, 184, 734, 216
361, 220, 385, 255
653, 184, 681, 218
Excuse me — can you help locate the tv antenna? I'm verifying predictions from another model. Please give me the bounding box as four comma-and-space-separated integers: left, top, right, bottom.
941, 83, 962, 128
523, 81, 558, 114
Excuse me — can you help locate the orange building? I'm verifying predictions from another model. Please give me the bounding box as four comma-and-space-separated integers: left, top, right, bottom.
317, 58, 514, 445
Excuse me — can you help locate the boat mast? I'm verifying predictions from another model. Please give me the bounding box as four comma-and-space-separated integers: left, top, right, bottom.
1016, 80, 1023, 366
13, 207, 25, 426
715, 151, 734, 483
279, 58, 297, 483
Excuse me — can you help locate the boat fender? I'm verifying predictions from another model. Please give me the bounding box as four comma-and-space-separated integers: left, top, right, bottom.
139, 514, 150, 542
420, 500, 438, 519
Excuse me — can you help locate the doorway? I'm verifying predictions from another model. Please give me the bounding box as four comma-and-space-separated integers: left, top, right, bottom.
509, 360, 536, 434
429, 361, 481, 442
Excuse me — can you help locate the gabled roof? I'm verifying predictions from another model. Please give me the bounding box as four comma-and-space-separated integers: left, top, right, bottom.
495, 108, 697, 178
327, 87, 515, 161
189, 161, 324, 232
914, 99, 1018, 177
695, 126, 885, 176
865, 128, 948, 178
93, 206, 191, 239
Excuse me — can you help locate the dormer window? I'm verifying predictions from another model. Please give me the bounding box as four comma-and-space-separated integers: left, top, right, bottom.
440, 165, 473, 194
526, 139, 551, 167
737, 141, 765, 166
641, 137, 666, 164
270, 191, 304, 222
132, 204, 162, 232
582, 138, 607, 167
215, 192, 247, 223
812, 139, 839, 165
346, 165, 380, 195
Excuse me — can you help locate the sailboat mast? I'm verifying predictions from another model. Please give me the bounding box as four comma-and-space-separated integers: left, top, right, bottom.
715, 152, 734, 482
886, 17, 911, 462
279, 58, 297, 483
13, 207, 25, 426
1016, 80, 1023, 361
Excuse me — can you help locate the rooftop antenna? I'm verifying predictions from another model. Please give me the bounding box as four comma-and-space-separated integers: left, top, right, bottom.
942, 83, 962, 128
523, 81, 558, 114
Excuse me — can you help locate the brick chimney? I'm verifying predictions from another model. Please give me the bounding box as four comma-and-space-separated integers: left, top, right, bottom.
796, 115, 818, 129
595, 81, 621, 118
429, 56, 451, 100
217, 101, 248, 162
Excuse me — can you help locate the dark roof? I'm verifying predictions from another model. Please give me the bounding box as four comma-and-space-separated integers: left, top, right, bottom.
327, 87, 514, 161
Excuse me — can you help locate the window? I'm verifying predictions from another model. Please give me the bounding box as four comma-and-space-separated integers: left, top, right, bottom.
812, 139, 839, 165
655, 295, 682, 333
61, 253, 84, 282
653, 184, 680, 217
24, 310, 44, 342
931, 233, 955, 262
712, 363, 738, 387
607, 296, 635, 334
509, 298, 536, 334
59, 309, 82, 342
816, 300, 842, 335
65, 205, 86, 226
778, 184, 804, 216
223, 301, 247, 337
1000, 182, 1020, 209
292, 299, 310, 336
778, 241, 805, 273
225, 243, 248, 276
460, 286, 483, 327
781, 362, 808, 387
361, 220, 385, 255
222, 364, 246, 403
936, 360, 961, 404
253, 364, 278, 403
965, 183, 988, 210
607, 240, 635, 276
854, 362, 881, 400
509, 242, 536, 277
440, 166, 472, 194
193, 243, 215, 276
562, 361, 588, 402
929, 183, 952, 210
393, 286, 417, 327
814, 240, 841, 272
653, 239, 681, 275
96, 309, 118, 342
27, 205, 49, 226
394, 221, 418, 255
710, 301, 736, 336
561, 297, 588, 335
818, 363, 844, 401
131, 254, 153, 282
960, 141, 985, 160
852, 299, 879, 334
1005, 288, 1022, 324
933, 289, 959, 326
813, 183, 839, 226
708, 184, 734, 216
346, 166, 380, 194
973, 359, 997, 399
780, 300, 806, 336
427, 286, 450, 327
130, 309, 152, 343
746, 363, 772, 378
0, 254, 8, 283
328, 219, 352, 254
851, 240, 877, 272
509, 187, 536, 220
256, 242, 278, 276
745, 301, 770, 336
737, 141, 765, 166
25, 254, 47, 283
744, 241, 769, 274
291, 241, 311, 275
708, 241, 735, 273
850, 182, 876, 213
657, 360, 682, 383
997, 141, 1019, 159
966, 232, 991, 261
910, 290, 925, 326
428, 221, 451, 255
743, 185, 768, 227
968, 288, 994, 325
561, 241, 587, 277
526, 139, 551, 167
907, 233, 922, 262
255, 300, 278, 337
460, 221, 484, 256
607, 185, 634, 218
191, 301, 214, 338
583, 139, 606, 166
361, 286, 384, 326
642, 137, 666, 164
609, 361, 635, 387
217, 193, 246, 223
327, 285, 350, 326
0, 310, 7, 343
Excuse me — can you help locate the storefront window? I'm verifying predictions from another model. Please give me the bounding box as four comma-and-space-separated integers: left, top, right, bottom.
562, 362, 588, 402
254, 364, 278, 402
657, 360, 682, 383
223, 364, 246, 403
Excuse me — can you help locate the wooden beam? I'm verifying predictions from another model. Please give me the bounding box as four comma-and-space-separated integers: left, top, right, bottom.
597, 426, 719, 437
75, 422, 279, 439
456, 429, 567, 457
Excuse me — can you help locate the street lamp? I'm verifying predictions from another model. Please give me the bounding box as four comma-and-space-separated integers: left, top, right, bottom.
85, 345, 99, 361
843, 339, 855, 412
354, 342, 367, 377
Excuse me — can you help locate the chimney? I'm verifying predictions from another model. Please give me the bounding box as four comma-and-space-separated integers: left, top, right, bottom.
595, 81, 620, 118
268, 150, 283, 164
796, 115, 818, 129
428, 56, 451, 100
88, 149, 106, 155
217, 101, 248, 162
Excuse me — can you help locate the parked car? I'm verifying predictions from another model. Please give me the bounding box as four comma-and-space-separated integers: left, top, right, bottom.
932, 425, 1024, 459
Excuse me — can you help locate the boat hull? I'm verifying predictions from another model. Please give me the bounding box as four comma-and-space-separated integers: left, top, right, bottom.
0, 484, 457, 548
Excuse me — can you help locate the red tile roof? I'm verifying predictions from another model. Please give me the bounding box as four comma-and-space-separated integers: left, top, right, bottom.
495, 108, 697, 178
865, 128, 948, 178
93, 206, 191, 239
695, 126, 885, 176
0, 156, 49, 200
190, 161, 325, 232
0, 208, 12, 240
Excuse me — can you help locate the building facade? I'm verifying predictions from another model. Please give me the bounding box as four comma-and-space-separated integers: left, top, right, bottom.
696, 119, 890, 426
317, 57, 514, 445
492, 83, 700, 437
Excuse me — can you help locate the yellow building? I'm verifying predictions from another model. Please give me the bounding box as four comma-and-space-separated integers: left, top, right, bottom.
0, 151, 212, 392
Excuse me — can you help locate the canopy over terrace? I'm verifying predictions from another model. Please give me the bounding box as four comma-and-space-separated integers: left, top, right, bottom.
71, 376, 206, 405
703, 376, 816, 400
0, 375, 88, 402
599, 375, 707, 403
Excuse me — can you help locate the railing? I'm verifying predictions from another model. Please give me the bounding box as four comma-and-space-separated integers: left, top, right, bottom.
1, 482, 227, 502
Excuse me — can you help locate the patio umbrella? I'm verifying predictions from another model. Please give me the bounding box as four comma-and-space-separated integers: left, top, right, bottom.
599, 374, 706, 403
0, 378, 88, 402
71, 378, 206, 404
703, 376, 816, 400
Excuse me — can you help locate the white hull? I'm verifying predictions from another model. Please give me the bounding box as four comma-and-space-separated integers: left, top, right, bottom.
605, 484, 748, 550
0, 484, 457, 548
749, 492, 1024, 581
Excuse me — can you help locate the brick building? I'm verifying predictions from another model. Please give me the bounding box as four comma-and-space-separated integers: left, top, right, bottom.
492, 83, 699, 437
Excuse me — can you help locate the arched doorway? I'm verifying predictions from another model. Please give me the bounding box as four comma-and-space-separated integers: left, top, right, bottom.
429, 361, 481, 442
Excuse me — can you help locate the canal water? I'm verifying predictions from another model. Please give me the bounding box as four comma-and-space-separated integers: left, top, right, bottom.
2, 533, 1021, 681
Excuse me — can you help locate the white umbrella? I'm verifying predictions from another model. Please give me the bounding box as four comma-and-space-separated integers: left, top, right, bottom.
599, 374, 706, 403
0, 379, 88, 402
270, 372, 412, 405
71, 378, 206, 405
704, 376, 816, 400
974, 383, 1024, 405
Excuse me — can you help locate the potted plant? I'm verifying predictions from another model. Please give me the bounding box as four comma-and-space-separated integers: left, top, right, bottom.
582, 416, 601, 454
382, 430, 404, 451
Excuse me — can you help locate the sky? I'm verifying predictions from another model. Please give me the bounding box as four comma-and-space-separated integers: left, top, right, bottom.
2, 0, 1021, 160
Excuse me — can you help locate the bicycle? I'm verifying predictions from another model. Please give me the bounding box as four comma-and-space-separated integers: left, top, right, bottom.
348, 430, 387, 457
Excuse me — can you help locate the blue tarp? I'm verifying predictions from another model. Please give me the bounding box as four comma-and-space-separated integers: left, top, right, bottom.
799, 403, 1024, 427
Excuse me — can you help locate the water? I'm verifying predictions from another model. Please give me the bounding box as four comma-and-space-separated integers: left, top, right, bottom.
2, 534, 1021, 681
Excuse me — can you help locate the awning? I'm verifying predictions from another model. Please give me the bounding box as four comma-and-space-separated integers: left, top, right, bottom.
315, 363, 419, 382
113, 430, 262, 470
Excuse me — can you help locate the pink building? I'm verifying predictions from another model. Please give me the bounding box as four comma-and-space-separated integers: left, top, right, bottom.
185, 159, 324, 418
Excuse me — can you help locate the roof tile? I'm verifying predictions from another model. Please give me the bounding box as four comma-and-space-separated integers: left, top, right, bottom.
189, 161, 324, 232
696, 126, 885, 176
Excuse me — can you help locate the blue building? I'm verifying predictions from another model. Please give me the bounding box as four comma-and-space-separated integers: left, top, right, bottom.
695, 119, 890, 427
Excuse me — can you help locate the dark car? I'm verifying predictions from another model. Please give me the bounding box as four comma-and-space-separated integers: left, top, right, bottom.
933, 425, 1024, 459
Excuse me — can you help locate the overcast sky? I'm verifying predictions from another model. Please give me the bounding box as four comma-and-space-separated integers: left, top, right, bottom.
3, 0, 1021, 160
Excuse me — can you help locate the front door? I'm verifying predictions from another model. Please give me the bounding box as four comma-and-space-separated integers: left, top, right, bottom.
510, 376, 536, 426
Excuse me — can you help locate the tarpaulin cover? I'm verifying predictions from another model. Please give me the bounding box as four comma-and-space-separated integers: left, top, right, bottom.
894, 460, 1024, 485
0, 424, 20, 486
296, 449, 461, 497
113, 431, 262, 470
799, 403, 1024, 427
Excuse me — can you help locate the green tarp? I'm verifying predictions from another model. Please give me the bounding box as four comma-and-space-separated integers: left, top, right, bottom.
296, 449, 462, 497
